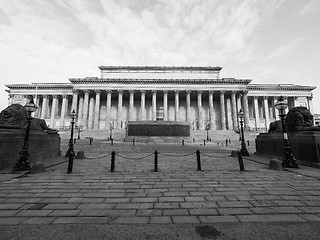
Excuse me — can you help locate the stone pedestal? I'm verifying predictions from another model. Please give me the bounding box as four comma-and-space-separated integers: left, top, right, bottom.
255, 131, 320, 168
0, 129, 60, 170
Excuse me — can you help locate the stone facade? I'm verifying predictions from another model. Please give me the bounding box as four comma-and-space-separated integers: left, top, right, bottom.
5, 66, 316, 131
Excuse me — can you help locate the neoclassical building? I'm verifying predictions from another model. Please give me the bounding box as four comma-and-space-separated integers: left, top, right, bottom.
5, 66, 316, 131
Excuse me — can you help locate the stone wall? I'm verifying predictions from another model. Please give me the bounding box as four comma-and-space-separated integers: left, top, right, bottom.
0, 129, 60, 170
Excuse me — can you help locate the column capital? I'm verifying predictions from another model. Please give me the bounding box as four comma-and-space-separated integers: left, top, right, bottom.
8, 94, 14, 98
152, 90, 157, 94
117, 89, 123, 94
186, 90, 191, 94
242, 90, 249, 95
83, 89, 90, 94
42, 95, 49, 99
208, 90, 214, 95
163, 90, 169, 94
95, 90, 101, 94
307, 96, 313, 100
220, 90, 225, 94
140, 90, 146, 94
72, 90, 79, 94
197, 90, 202, 94
62, 94, 68, 98
129, 90, 135, 94
175, 90, 180, 94
231, 90, 237, 94
106, 90, 112, 94
52, 95, 58, 99
263, 96, 269, 100
253, 96, 259, 100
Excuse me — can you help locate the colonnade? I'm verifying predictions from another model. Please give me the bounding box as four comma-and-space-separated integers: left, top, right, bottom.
9, 91, 313, 131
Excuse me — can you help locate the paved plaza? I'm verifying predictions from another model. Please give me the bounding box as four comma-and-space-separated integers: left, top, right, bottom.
1, 139, 320, 239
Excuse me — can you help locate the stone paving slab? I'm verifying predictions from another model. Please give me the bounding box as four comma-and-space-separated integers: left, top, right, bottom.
1, 141, 320, 239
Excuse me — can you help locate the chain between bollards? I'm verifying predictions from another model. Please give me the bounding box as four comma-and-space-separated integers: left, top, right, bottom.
110, 151, 115, 172
154, 150, 158, 172
237, 150, 245, 171
196, 150, 201, 171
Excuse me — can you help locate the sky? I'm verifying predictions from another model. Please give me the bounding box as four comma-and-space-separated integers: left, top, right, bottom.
0, 0, 320, 113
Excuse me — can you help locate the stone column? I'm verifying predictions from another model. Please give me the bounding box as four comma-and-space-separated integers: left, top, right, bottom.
117, 90, 123, 129
129, 90, 134, 121
253, 96, 260, 130
242, 91, 250, 130
237, 94, 242, 112
175, 90, 180, 121
82, 90, 90, 129
93, 90, 101, 129
231, 91, 237, 130
32, 94, 40, 117
8, 94, 13, 106
308, 96, 314, 115
197, 91, 203, 130
186, 90, 191, 123
71, 90, 78, 113
263, 96, 270, 130
105, 90, 112, 129
140, 90, 146, 121
60, 94, 68, 128
152, 90, 157, 121
41, 95, 48, 119
209, 91, 214, 130
77, 94, 84, 126
88, 95, 95, 129
220, 91, 226, 130
226, 97, 232, 130
163, 90, 168, 121
50, 95, 58, 128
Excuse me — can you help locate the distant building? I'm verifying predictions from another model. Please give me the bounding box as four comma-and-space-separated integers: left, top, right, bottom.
5, 66, 316, 131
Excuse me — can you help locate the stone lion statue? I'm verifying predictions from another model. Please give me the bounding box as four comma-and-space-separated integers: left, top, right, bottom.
0, 104, 57, 133
268, 106, 319, 133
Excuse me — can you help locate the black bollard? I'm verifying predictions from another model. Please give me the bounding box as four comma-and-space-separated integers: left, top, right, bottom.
196, 150, 201, 171
182, 139, 184, 146
226, 139, 228, 146
203, 140, 206, 146
237, 151, 245, 171
111, 139, 114, 146
229, 139, 231, 143
247, 140, 250, 146
193, 138, 195, 142
89, 138, 93, 145
133, 139, 135, 145
124, 138, 126, 142
74, 138, 76, 144
110, 151, 115, 172
154, 150, 158, 172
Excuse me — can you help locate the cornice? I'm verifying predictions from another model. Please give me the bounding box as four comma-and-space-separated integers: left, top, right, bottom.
248, 84, 316, 91
5, 84, 73, 90
69, 78, 251, 85
98, 66, 223, 72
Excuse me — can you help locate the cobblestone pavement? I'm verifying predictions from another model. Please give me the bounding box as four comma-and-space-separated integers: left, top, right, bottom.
1, 140, 320, 239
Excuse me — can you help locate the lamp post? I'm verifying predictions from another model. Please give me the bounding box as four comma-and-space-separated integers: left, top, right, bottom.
109, 122, 114, 140
274, 96, 298, 168
12, 99, 38, 171
67, 110, 77, 173
205, 124, 210, 141
238, 109, 249, 156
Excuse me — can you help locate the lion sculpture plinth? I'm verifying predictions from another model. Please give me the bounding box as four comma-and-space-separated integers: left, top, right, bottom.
0, 104, 57, 133
268, 106, 319, 133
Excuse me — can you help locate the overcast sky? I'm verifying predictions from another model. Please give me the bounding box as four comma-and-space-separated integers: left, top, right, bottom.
1, 0, 320, 113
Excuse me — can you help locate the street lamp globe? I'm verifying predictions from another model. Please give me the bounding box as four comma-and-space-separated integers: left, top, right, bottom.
274, 96, 288, 116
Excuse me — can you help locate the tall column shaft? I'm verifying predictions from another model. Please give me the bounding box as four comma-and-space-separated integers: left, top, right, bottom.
253, 96, 260, 130
186, 91, 191, 123
94, 90, 100, 129
50, 95, 58, 128
117, 90, 123, 129
88, 95, 95, 129
242, 91, 250, 130
209, 91, 214, 130
220, 91, 226, 130
82, 90, 90, 129
152, 90, 157, 121
175, 90, 180, 121
197, 91, 203, 130
60, 95, 67, 128
71, 90, 78, 113
163, 91, 168, 121
140, 90, 146, 121
263, 96, 270, 130
226, 97, 232, 130
77, 95, 84, 126
129, 90, 134, 121
105, 90, 112, 129
40, 95, 48, 119
231, 91, 237, 130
